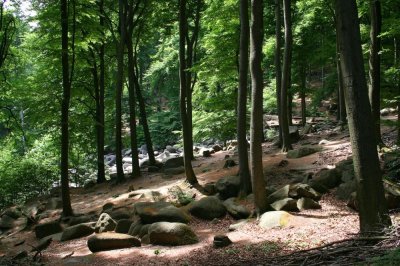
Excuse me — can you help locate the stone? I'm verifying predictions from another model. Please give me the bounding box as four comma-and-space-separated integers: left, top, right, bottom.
347, 192, 358, 211
297, 198, 321, 210
335, 181, 357, 200
61, 222, 95, 241
385, 192, 400, 210
223, 159, 236, 169
45, 198, 63, 210
148, 166, 159, 172
215, 176, 240, 200
289, 126, 300, 143
139, 191, 162, 202
95, 213, 117, 233
301, 124, 313, 135
115, 219, 133, 234
267, 185, 290, 204
141, 234, 150, 245
229, 220, 249, 231
203, 182, 217, 195
270, 198, 299, 212
2, 207, 22, 219
289, 183, 321, 201
308, 179, 329, 194
311, 168, 341, 189
164, 157, 184, 169
148, 222, 198, 246
188, 196, 226, 220
287, 146, 321, 159
139, 224, 151, 238
35, 221, 63, 239
164, 166, 185, 176
68, 215, 93, 226
102, 202, 114, 212
0, 215, 15, 229
134, 201, 190, 224
213, 235, 232, 248
87, 232, 141, 252
128, 221, 143, 237
341, 169, 355, 183
105, 207, 132, 221
259, 211, 293, 229
223, 198, 251, 219
212, 144, 223, 152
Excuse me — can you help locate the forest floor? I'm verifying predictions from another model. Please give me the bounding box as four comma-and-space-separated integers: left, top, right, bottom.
1, 117, 400, 265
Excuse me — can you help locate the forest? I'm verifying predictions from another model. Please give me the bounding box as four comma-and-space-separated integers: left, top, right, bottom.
1, 0, 400, 265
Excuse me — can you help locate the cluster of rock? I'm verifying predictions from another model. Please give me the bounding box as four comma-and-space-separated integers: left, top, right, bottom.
103, 143, 223, 180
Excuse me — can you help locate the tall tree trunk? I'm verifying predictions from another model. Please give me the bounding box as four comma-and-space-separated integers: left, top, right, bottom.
288, 91, 293, 126
134, 57, 156, 166
336, 33, 346, 125
300, 65, 306, 126
336, 0, 391, 233
250, 0, 267, 214
281, 0, 292, 152
126, 37, 140, 178
275, 0, 283, 146
395, 37, 400, 144
368, 0, 383, 146
238, 0, 252, 197
179, 0, 197, 185
115, 0, 126, 183
96, 0, 106, 184
60, 0, 73, 216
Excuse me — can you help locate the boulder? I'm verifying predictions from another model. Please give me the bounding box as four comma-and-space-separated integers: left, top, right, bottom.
297, 198, 321, 210
148, 222, 198, 246
164, 166, 185, 176
0, 215, 15, 229
35, 221, 63, 239
134, 202, 190, 224
335, 181, 357, 200
270, 198, 299, 212
61, 222, 95, 241
215, 176, 240, 200
301, 124, 313, 135
289, 183, 321, 201
104, 207, 132, 221
87, 232, 141, 252
289, 126, 300, 143
164, 157, 184, 169
385, 192, 400, 210
128, 221, 143, 237
229, 219, 249, 231
259, 211, 293, 229
267, 185, 290, 204
212, 144, 223, 152
95, 213, 117, 233
68, 215, 93, 226
213, 235, 232, 248
347, 192, 358, 211
45, 198, 63, 210
139, 224, 151, 238
223, 160, 237, 169
115, 219, 133, 234
341, 169, 355, 183
287, 146, 320, 159
2, 207, 22, 219
223, 198, 251, 219
309, 168, 341, 192
188, 196, 226, 220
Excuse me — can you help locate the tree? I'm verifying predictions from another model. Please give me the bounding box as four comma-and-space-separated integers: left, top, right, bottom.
179, 0, 197, 185
274, 0, 283, 144
114, 0, 127, 183
249, 0, 267, 214
238, 0, 251, 197
280, 0, 292, 152
369, 0, 383, 146
0, 1, 15, 70
336, 0, 391, 233
60, 0, 73, 216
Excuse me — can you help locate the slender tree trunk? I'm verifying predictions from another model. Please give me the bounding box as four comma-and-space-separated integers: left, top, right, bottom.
281, 0, 292, 152
288, 91, 293, 126
179, 0, 197, 185
300, 65, 306, 126
238, 0, 252, 197
126, 37, 140, 178
335, 30, 347, 125
336, 0, 391, 233
395, 37, 400, 144
275, 0, 283, 146
96, 0, 106, 184
369, 0, 383, 146
134, 57, 156, 166
60, 0, 73, 216
115, 0, 126, 183
250, 0, 267, 214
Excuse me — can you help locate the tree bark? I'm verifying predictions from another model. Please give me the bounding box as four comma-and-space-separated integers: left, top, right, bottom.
250, 0, 267, 214
300, 65, 306, 126
238, 0, 252, 197
395, 37, 400, 144
275, 0, 283, 146
126, 37, 141, 178
96, 0, 106, 184
281, 0, 292, 152
368, 0, 383, 146
336, 0, 391, 233
115, 0, 126, 183
60, 0, 73, 216
179, 0, 197, 185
